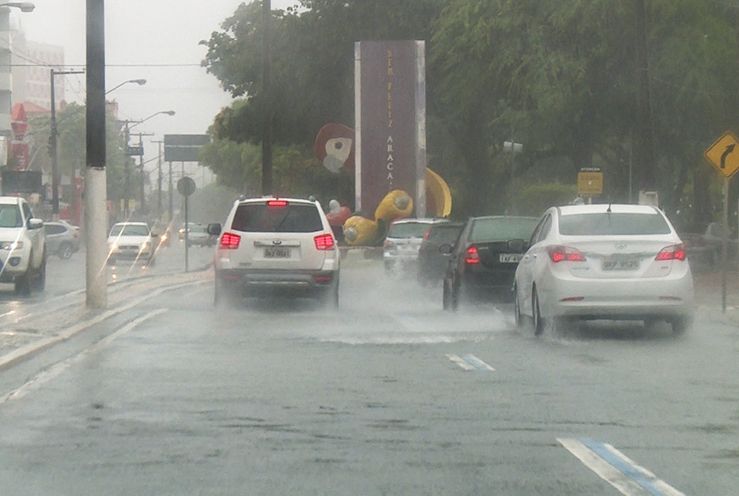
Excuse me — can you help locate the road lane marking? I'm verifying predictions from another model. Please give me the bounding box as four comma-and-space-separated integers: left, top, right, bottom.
558, 438, 685, 496
446, 354, 475, 371
462, 354, 495, 371
446, 353, 495, 372
0, 308, 169, 404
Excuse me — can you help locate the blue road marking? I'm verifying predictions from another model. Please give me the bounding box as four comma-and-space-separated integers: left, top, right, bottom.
580, 438, 665, 496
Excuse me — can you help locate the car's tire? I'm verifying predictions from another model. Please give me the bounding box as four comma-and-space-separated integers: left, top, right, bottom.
442, 278, 452, 311
513, 284, 524, 329
532, 287, 544, 336
32, 252, 46, 292
14, 270, 31, 296
58, 243, 74, 259
450, 277, 460, 311
670, 315, 692, 336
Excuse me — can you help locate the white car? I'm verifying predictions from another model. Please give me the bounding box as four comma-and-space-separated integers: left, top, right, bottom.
383, 218, 448, 273
0, 196, 46, 294
210, 197, 340, 307
107, 222, 156, 264
513, 204, 694, 335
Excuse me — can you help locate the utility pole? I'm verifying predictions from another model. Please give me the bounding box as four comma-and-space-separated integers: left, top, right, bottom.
49, 68, 84, 218
152, 139, 164, 220
168, 161, 173, 223
261, 0, 273, 195
634, 0, 656, 193
86, 0, 107, 309
135, 132, 154, 216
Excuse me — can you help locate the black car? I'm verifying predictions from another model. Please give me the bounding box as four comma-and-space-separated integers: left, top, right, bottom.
417, 222, 464, 284
442, 215, 539, 310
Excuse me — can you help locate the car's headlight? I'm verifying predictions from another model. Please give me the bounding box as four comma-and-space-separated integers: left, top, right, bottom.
0, 241, 23, 250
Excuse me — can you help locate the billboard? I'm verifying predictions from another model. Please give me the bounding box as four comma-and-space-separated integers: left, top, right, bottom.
355, 41, 426, 217
164, 134, 210, 162
2, 170, 42, 195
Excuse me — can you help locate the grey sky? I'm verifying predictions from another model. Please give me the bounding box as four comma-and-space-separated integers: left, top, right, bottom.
18, 0, 296, 168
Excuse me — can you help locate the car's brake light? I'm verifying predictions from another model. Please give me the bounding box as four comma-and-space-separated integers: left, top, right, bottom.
465, 245, 480, 264
314, 233, 335, 250
219, 232, 241, 249
266, 200, 288, 207
548, 245, 586, 263
655, 244, 686, 261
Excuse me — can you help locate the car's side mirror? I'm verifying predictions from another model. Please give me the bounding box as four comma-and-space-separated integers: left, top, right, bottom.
151, 233, 159, 238
438, 243, 454, 255
207, 223, 222, 236
28, 218, 44, 230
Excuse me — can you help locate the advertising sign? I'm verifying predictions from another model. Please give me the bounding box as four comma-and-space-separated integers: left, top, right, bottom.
577, 167, 603, 196
164, 134, 210, 162
355, 40, 426, 216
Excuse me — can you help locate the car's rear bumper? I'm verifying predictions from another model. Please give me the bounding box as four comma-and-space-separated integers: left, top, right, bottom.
540, 270, 695, 319
218, 268, 338, 292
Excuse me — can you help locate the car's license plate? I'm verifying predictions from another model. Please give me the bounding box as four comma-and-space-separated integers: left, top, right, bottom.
499, 253, 522, 263
264, 247, 290, 258
602, 257, 639, 271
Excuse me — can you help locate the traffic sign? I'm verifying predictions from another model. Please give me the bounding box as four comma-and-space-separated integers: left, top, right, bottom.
577, 168, 603, 196
704, 130, 739, 178
177, 176, 196, 197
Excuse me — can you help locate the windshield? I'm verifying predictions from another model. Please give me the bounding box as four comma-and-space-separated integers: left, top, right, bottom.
0, 204, 22, 228
469, 217, 538, 242
231, 204, 323, 232
109, 225, 150, 237
559, 213, 671, 236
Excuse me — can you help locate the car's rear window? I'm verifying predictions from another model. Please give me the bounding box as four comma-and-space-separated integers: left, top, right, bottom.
388, 222, 433, 238
231, 203, 323, 233
428, 224, 463, 243
110, 225, 150, 237
559, 213, 671, 235
470, 217, 538, 242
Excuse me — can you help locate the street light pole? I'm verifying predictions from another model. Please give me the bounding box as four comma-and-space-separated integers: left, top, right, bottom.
105, 78, 146, 96
152, 139, 164, 219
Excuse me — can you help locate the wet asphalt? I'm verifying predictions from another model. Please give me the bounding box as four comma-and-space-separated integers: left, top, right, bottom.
0, 249, 736, 495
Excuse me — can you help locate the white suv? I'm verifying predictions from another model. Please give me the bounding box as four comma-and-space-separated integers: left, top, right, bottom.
210, 197, 340, 307
0, 196, 46, 295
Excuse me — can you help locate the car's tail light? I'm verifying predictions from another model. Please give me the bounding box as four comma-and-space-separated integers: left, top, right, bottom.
313, 273, 334, 284
465, 245, 480, 265
314, 233, 335, 250
266, 200, 288, 207
655, 244, 686, 261
548, 245, 586, 263
219, 232, 241, 249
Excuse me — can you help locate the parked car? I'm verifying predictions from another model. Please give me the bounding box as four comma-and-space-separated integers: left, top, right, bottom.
383, 218, 449, 274
210, 197, 340, 307
186, 224, 216, 247
417, 222, 464, 284
442, 216, 538, 309
0, 196, 46, 294
513, 204, 694, 335
107, 222, 157, 265
45, 220, 80, 259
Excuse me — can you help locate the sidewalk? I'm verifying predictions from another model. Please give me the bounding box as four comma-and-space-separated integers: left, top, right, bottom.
694, 269, 739, 326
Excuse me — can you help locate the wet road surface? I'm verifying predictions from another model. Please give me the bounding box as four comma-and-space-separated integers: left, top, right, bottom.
0, 253, 737, 495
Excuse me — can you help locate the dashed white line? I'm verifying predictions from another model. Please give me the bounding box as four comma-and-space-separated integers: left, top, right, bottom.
0, 308, 168, 404
446, 353, 495, 372
446, 354, 475, 371
558, 438, 685, 496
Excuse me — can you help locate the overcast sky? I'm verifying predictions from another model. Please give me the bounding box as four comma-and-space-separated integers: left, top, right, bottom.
17, 0, 296, 167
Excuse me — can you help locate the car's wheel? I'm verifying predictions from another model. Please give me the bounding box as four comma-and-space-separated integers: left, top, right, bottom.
14, 270, 31, 296
670, 315, 692, 336
532, 287, 544, 336
450, 277, 460, 311
442, 278, 452, 311
513, 284, 523, 329
32, 252, 46, 292
58, 243, 73, 259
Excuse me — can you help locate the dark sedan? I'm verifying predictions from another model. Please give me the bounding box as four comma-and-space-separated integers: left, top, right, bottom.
417, 222, 464, 285
442, 215, 539, 310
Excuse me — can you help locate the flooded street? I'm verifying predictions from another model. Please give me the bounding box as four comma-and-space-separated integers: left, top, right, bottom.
0, 251, 735, 495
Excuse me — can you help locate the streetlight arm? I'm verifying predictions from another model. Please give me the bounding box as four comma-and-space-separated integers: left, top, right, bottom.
127, 110, 175, 131
106, 78, 146, 96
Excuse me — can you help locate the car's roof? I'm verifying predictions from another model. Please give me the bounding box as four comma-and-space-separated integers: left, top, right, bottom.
237, 197, 316, 205
469, 215, 539, 221
0, 197, 21, 205
391, 217, 448, 225
558, 204, 660, 216
112, 221, 148, 227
